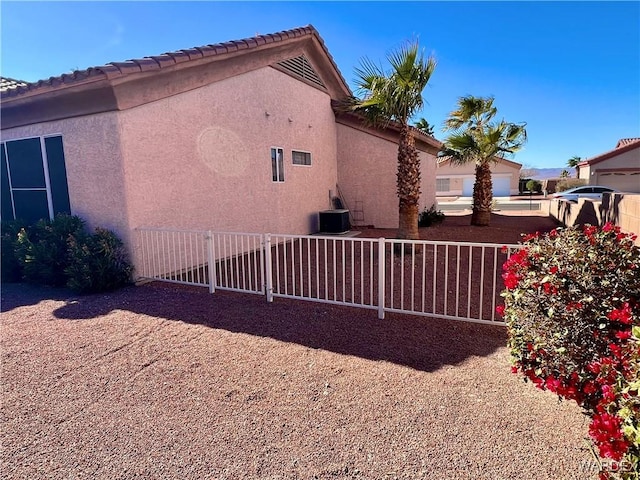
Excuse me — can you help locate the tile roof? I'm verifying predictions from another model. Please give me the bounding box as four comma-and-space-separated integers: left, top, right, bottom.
0, 77, 28, 92
1, 25, 349, 99
616, 138, 640, 148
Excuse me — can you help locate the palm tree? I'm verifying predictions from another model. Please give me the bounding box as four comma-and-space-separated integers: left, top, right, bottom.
345, 41, 436, 239
567, 156, 581, 177
413, 117, 435, 136
440, 96, 527, 226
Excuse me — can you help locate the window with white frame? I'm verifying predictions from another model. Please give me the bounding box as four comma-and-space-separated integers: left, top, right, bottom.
292, 150, 312, 166
271, 147, 284, 182
436, 178, 451, 192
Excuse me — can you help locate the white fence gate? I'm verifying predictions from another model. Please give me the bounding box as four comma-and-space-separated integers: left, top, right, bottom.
136, 228, 519, 325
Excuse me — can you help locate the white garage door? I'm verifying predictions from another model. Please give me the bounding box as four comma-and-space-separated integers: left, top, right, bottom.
492, 177, 511, 197
462, 178, 474, 196
462, 176, 511, 197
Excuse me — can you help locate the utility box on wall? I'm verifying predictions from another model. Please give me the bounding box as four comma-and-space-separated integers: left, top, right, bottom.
319, 209, 350, 234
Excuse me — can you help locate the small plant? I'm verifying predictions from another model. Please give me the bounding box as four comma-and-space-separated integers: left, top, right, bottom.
525, 179, 542, 193
65, 228, 133, 293
1, 219, 26, 282
16, 214, 86, 286
418, 204, 445, 228
499, 223, 639, 479
5, 214, 133, 294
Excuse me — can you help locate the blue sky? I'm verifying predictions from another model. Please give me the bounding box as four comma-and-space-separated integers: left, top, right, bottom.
2, 1, 639, 169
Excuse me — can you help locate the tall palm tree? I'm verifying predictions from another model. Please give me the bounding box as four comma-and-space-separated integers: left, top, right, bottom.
345, 41, 436, 239
567, 156, 581, 177
440, 96, 527, 226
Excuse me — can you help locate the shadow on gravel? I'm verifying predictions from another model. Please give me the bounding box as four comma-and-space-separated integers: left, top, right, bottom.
1, 213, 547, 371
32, 281, 509, 373
1, 284, 74, 312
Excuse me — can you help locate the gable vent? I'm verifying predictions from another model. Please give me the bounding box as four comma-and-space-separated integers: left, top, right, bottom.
276, 55, 325, 89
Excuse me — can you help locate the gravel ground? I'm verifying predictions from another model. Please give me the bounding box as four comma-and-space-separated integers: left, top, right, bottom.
1, 213, 598, 480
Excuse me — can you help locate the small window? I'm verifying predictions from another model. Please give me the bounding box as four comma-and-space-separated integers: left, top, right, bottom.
292, 150, 312, 166
271, 147, 284, 182
436, 178, 451, 192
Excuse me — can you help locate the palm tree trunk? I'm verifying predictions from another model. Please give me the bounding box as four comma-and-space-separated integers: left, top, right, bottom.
471, 162, 493, 226
397, 124, 421, 239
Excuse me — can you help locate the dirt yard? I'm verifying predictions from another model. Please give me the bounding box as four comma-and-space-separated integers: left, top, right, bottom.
1, 213, 599, 479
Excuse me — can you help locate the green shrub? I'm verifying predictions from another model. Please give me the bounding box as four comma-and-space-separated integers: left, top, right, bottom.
1, 219, 27, 282
525, 179, 542, 193
5, 213, 133, 294
556, 178, 587, 192
16, 214, 85, 286
418, 205, 445, 227
499, 224, 639, 478
65, 228, 133, 293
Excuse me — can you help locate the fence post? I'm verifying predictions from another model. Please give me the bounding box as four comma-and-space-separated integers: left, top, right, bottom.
264, 234, 274, 303
378, 237, 385, 320
206, 231, 216, 294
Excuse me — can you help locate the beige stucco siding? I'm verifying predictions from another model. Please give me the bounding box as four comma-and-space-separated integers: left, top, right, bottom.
336, 123, 437, 229
0, 113, 130, 241
118, 66, 338, 235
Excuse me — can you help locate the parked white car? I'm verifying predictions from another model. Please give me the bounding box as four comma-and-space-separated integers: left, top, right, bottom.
550, 185, 620, 202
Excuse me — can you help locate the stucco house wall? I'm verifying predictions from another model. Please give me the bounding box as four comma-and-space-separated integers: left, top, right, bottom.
436, 158, 521, 197
119, 66, 337, 235
0, 113, 132, 244
335, 122, 438, 229
1, 25, 445, 280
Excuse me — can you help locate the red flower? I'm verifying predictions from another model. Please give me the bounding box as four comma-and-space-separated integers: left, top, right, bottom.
583, 382, 598, 395
615, 330, 631, 341
566, 301, 583, 311
601, 384, 616, 403
549, 266, 559, 274
607, 303, 633, 325
587, 361, 602, 374
502, 271, 520, 290
496, 305, 505, 316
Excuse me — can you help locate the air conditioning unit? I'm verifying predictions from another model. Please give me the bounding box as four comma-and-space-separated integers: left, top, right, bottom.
319, 209, 350, 234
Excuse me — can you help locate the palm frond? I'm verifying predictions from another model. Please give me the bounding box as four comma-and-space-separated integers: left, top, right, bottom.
347, 41, 436, 126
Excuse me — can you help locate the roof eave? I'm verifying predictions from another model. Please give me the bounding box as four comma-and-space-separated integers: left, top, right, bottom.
580, 140, 640, 167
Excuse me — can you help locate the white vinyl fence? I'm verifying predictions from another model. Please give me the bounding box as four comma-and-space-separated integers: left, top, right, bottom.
136, 228, 519, 325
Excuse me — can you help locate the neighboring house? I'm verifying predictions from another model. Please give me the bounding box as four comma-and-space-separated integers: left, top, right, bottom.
578, 138, 640, 192
435, 157, 521, 197
1, 26, 441, 271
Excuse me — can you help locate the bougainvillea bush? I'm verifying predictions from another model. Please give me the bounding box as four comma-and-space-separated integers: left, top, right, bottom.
499, 223, 639, 479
